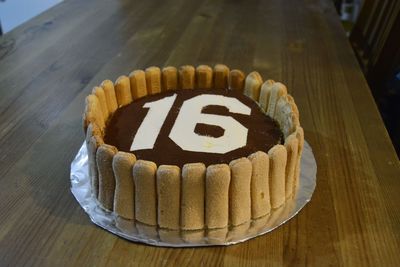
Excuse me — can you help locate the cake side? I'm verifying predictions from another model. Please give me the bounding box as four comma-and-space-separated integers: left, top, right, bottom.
82, 64, 304, 230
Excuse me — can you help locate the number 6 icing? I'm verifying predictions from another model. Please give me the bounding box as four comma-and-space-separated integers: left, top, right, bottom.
169, 94, 251, 154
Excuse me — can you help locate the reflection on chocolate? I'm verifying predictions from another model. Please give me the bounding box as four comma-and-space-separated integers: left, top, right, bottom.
104, 89, 283, 167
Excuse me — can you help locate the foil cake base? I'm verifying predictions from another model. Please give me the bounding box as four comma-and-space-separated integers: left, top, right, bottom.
70, 141, 317, 247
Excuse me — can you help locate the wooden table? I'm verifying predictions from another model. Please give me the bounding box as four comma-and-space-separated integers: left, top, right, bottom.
0, 0, 399, 266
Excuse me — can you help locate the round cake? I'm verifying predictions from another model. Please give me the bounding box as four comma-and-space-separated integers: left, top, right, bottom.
82, 64, 304, 231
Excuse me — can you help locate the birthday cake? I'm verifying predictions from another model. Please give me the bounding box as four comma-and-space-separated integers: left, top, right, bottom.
82, 64, 303, 230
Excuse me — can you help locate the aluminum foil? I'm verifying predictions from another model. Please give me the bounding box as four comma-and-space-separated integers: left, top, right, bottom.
70, 141, 317, 247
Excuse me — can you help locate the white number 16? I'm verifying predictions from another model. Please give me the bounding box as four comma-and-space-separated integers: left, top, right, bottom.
130, 94, 251, 154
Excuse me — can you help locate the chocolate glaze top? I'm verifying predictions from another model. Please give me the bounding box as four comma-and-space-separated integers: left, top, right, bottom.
104, 89, 283, 167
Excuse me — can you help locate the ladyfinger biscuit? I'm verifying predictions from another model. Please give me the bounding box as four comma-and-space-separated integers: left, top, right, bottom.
136, 222, 158, 240
92, 86, 109, 120
83, 94, 105, 133
133, 160, 157, 226
196, 65, 213, 89
290, 100, 300, 131
181, 163, 205, 230
182, 230, 205, 244
275, 95, 295, 138
228, 69, 245, 92
294, 126, 304, 196
268, 145, 287, 209
101, 79, 118, 114
287, 94, 300, 121
87, 134, 104, 198
250, 214, 269, 235
85, 122, 102, 146
227, 221, 250, 242
207, 228, 228, 245
248, 151, 271, 219
266, 82, 288, 118
213, 64, 230, 89
244, 71, 263, 101
159, 229, 181, 244
129, 70, 147, 99
284, 134, 299, 199
161, 66, 178, 91
178, 65, 195, 89
205, 164, 230, 229
258, 80, 275, 112
113, 152, 136, 220
157, 165, 181, 229
115, 75, 132, 107
229, 158, 252, 226
275, 94, 300, 137
86, 124, 103, 197
145, 66, 161, 95
96, 144, 118, 211
281, 196, 296, 219
264, 201, 286, 228
115, 216, 137, 235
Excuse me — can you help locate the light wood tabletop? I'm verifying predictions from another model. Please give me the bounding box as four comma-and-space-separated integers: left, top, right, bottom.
0, 0, 399, 266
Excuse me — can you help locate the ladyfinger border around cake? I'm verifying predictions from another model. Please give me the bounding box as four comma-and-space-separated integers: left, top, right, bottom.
82, 64, 304, 231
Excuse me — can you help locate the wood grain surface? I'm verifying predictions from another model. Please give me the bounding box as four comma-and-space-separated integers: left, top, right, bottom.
0, 0, 399, 266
